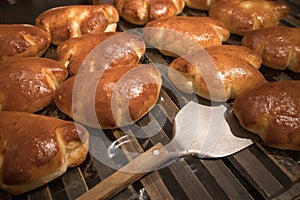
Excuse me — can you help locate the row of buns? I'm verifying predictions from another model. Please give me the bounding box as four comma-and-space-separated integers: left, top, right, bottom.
113, 0, 290, 36
0, 0, 299, 196
0, 31, 162, 128
0, 4, 112, 195
0, 41, 161, 196
1, 3, 299, 140
0, 3, 299, 141
0, 2, 299, 71
0, 4, 161, 195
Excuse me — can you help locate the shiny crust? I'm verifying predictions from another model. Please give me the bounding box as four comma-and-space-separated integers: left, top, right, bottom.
143, 16, 230, 57
35, 4, 119, 45
0, 57, 68, 112
205, 45, 262, 69
114, 0, 185, 25
185, 0, 218, 10
54, 64, 162, 129
56, 32, 146, 76
0, 111, 89, 195
233, 80, 300, 150
242, 26, 300, 73
168, 47, 266, 101
0, 24, 50, 62
209, 0, 290, 36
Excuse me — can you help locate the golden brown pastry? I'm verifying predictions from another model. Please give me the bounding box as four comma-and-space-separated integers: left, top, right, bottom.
54, 64, 162, 129
0, 111, 89, 195
35, 4, 119, 45
56, 32, 146, 76
233, 80, 300, 151
205, 45, 262, 69
0, 57, 68, 113
113, 0, 185, 25
168, 47, 266, 101
209, 0, 290, 35
185, 0, 218, 10
0, 24, 50, 62
242, 26, 300, 73
143, 16, 230, 57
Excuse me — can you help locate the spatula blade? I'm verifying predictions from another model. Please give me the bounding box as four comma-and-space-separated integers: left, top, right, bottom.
171, 101, 255, 158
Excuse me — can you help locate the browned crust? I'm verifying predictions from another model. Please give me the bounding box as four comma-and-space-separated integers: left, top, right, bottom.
54, 64, 162, 129
168, 46, 266, 101
56, 32, 146, 76
0, 111, 89, 195
0, 24, 50, 62
233, 80, 300, 150
185, 0, 218, 10
209, 0, 290, 35
35, 5, 119, 45
242, 26, 300, 72
0, 57, 68, 113
205, 45, 262, 69
114, 0, 185, 25
143, 16, 230, 57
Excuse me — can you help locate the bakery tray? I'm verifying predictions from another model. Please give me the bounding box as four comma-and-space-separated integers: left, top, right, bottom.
0, 0, 299, 199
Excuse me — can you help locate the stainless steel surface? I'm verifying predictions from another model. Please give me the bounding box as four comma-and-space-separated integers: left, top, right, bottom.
171, 102, 255, 158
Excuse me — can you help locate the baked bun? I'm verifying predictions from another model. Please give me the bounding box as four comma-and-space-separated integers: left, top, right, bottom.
168, 46, 266, 101
0, 24, 50, 62
209, 0, 290, 36
54, 64, 162, 129
56, 32, 146, 76
35, 4, 119, 45
143, 16, 230, 57
0, 111, 89, 195
233, 80, 300, 150
242, 26, 300, 73
205, 45, 262, 69
113, 0, 185, 25
0, 57, 68, 113
185, 0, 218, 10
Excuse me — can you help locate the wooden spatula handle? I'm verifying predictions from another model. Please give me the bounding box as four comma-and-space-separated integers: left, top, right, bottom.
76, 143, 170, 200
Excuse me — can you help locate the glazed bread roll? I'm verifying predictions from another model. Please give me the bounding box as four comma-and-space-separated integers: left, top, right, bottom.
143, 16, 230, 57
185, 0, 218, 10
113, 0, 185, 25
233, 80, 300, 150
209, 0, 290, 35
205, 45, 262, 69
242, 26, 300, 73
0, 111, 89, 195
0, 57, 68, 113
56, 32, 146, 76
35, 4, 119, 45
54, 64, 162, 129
0, 24, 50, 62
168, 46, 266, 101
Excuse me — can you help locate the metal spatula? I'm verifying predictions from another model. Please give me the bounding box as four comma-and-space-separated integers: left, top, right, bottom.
77, 101, 256, 200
